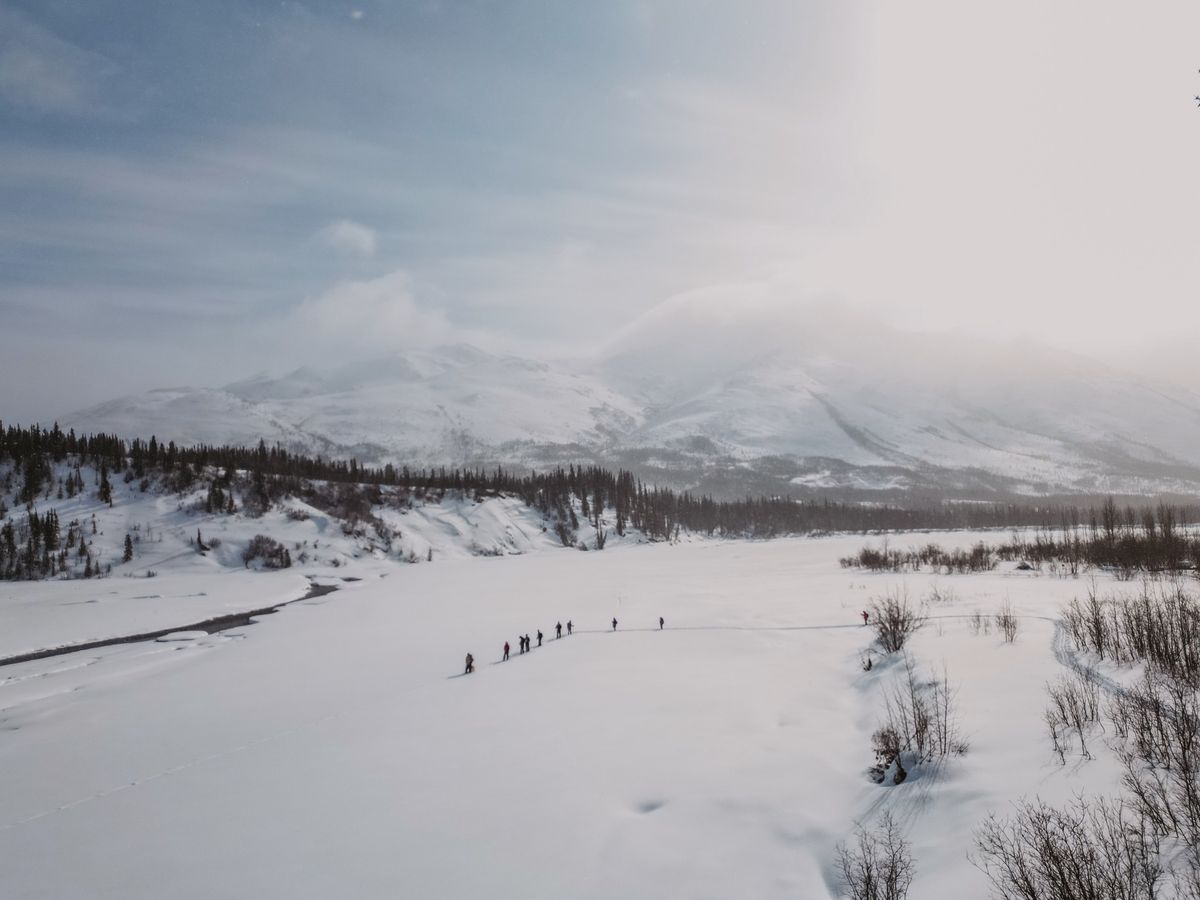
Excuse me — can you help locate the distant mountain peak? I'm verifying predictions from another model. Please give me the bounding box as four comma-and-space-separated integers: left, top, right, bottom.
60, 325, 1200, 499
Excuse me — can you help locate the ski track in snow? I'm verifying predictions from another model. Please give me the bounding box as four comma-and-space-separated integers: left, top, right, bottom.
1, 612, 1080, 839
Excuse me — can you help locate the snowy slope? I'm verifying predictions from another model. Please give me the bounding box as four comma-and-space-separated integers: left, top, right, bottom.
59, 299, 1200, 496
0, 531, 1157, 898
65, 346, 640, 461
0, 461, 636, 659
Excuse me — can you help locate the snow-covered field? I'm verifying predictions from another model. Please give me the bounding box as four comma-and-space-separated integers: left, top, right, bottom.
0, 528, 1140, 898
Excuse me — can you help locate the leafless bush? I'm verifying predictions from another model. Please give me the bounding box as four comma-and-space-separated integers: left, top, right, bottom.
1109, 670, 1200, 847
1062, 585, 1200, 686
871, 590, 926, 654
837, 812, 916, 900
969, 611, 984, 635
870, 655, 964, 783
1173, 851, 1200, 900
842, 541, 996, 574
995, 600, 1020, 643
927, 582, 958, 605
1044, 668, 1102, 762
973, 796, 1163, 900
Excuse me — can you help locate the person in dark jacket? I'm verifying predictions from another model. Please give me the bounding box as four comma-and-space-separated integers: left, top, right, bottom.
503, 641, 511, 660
465, 653, 474, 674
556, 621, 563, 639
537, 630, 543, 647
612, 617, 618, 631
567, 620, 573, 635
659, 616, 664, 630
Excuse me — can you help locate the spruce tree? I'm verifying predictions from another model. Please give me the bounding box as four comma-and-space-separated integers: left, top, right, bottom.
98, 465, 112, 506
123, 534, 133, 563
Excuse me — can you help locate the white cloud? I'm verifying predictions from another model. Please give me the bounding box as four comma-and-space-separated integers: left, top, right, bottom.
317, 219, 377, 257
0, 5, 115, 116
285, 271, 455, 353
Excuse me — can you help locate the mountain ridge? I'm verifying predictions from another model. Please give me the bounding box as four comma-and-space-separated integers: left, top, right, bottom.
59, 306, 1200, 499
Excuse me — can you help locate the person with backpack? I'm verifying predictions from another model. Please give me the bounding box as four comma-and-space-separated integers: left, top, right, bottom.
537, 630, 543, 647
556, 621, 563, 639
861, 610, 869, 626
567, 620, 573, 635
611, 617, 618, 631
464, 653, 474, 674
503, 641, 510, 661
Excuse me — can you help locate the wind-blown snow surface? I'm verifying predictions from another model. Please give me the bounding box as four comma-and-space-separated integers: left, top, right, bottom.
0, 532, 1134, 898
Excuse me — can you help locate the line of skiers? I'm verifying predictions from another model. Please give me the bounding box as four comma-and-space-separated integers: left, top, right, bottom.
467, 612, 868, 674
463, 615, 667, 674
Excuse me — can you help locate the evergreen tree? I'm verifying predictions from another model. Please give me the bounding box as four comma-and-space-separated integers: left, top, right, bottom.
98, 465, 112, 506
123, 534, 133, 563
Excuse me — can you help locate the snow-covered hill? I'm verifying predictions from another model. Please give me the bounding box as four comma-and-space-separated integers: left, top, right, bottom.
0, 460, 642, 657
60, 296, 1200, 497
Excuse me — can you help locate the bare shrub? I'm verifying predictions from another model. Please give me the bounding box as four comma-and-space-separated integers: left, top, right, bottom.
927, 582, 957, 605
973, 796, 1163, 900
1062, 584, 1200, 685
869, 725, 904, 784
870, 655, 964, 783
969, 611, 984, 635
1044, 668, 1101, 762
1110, 669, 1200, 847
995, 599, 1020, 643
842, 541, 996, 574
837, 812, 916, 900
1174, 851, 1200, 900
871, 590, 926, 654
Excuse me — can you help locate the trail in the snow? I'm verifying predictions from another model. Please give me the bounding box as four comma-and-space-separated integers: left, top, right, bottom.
0, 611, 1081, 840
1050, 618, 1126, 697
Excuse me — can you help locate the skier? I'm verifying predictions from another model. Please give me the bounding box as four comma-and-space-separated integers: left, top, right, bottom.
537, 630, 543, 647
556, 621, 563, 639
612, 617, 618, 631
503, 641, 510, 661
567, 620, 573, 635
464, 653, 474, 674
861, 610, 869, 626
659, 616, 664, 630
519, 636, 526, 654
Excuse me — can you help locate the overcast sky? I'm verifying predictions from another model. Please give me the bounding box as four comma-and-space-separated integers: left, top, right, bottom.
1, 0, 1198, 422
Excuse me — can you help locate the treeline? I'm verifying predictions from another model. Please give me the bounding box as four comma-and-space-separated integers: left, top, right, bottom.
4, 421, 1200, 549
843, 500, 1200, 577
0, 507, 105, 580
993, 499, 1199, 576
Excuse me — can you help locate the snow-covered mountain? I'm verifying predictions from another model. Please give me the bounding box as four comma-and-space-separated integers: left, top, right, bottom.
61, 296, 1200, 498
